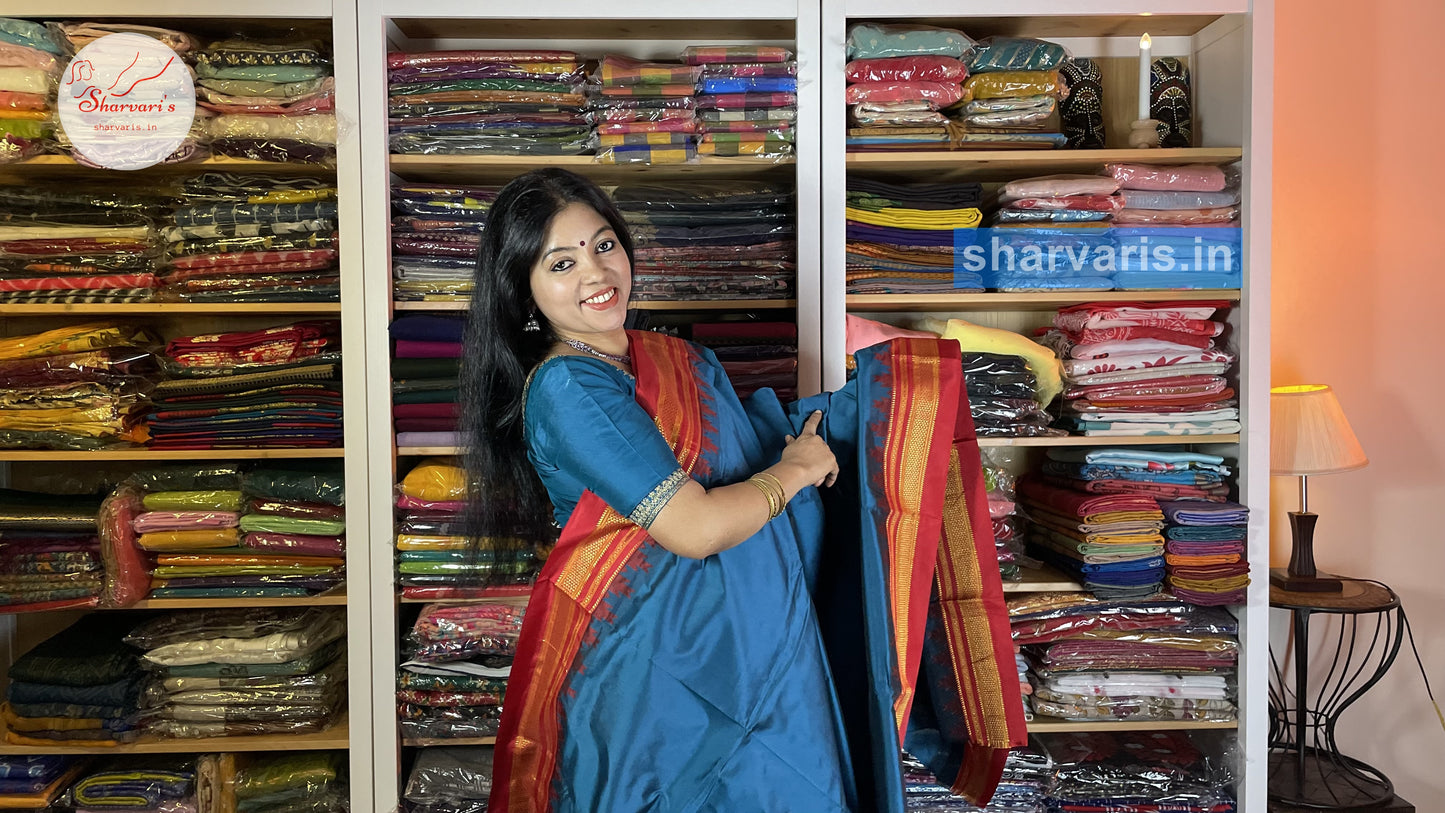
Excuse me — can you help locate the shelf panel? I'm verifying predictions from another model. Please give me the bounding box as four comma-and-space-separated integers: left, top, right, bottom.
396, 446, 461, 457
1004, 565, 1082, 593
128, 587, 346, 610
1, 303, 342, 316
392, 16, 794, 40
1, 155, 335, 178
848, 290, 1240, 312
0, 716, 349, 755
402, 735, 495, 748
979, 435, 1239, 448
389, 154, 794, 183
846, 148, 1242, 182
839, 10, 1238, 39
0, 449, 346, 462
394, 300, 796, 312
1026, 718, 1238, 734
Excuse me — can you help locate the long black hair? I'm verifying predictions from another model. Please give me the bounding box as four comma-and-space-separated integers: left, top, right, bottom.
458, 168, 635, 580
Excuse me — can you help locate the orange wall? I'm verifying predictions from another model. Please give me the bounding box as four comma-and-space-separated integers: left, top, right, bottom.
1272, 0, 1445, 802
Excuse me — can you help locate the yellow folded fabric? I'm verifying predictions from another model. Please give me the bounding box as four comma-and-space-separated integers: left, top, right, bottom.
845, 206, 982, 230
963, 70, 1060, 100
400, 457, 467, 502
0, 323, 143, 361
1169, 574, 1251, 592
395, 534, 470, 551
918, 317, 1063, 405
137, 528, 241, 551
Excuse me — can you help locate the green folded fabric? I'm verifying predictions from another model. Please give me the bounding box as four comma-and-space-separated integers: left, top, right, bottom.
242, 468, 345, 506
142, 490, 245, 512
235, 751, 342, 799
393, 389, 459, 405
238, 514, 345, 536
391, 358, 461, 379
196, 64, 329, 82
392, 377, 459, 393
152, 565, 338, 578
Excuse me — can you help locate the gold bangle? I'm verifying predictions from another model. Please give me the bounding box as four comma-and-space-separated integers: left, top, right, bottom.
755, 472, 787, 517
746, 477, 779, 519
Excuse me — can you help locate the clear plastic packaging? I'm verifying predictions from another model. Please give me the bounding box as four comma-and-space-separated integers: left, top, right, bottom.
141, 491, 245, 513
126, 606, 343, 650
844, 81, 964, 106
403, 746, 493, 807
966, 36, 1069, 73
242, 468, 345, 506
1110, 206, 1239, 225
846, 24, 973, 60
597, 54, 700, 86
682, 45, 792, 65
1032, 689, 1236, 722
962, 70, 1062, 100
1105, 162, 1228, 192
845, 55, 966, 83
1040, 730, 1238, 810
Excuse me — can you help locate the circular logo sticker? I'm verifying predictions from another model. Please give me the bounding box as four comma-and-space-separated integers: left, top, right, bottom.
58, 32, 196, 171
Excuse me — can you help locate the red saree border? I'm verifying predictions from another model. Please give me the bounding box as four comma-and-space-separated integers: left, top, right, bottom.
491, 332, 709, 813
934, 401, 1029, 803
874, 338, 962, 742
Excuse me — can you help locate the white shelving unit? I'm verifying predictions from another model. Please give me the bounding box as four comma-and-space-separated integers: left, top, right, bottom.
821, 2, 1272, 809
0, 2, 373, 807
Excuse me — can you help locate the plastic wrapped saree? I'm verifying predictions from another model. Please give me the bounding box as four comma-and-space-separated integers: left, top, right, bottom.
492, 331, 1025, 812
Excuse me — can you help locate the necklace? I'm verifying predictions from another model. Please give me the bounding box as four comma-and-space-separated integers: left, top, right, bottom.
561, 338, 631, 366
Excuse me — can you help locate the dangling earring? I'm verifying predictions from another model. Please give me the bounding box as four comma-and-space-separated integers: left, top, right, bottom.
523, 310, 540, 332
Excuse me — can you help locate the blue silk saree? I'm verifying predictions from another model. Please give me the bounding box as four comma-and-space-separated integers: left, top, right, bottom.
492, 330, 1024, 812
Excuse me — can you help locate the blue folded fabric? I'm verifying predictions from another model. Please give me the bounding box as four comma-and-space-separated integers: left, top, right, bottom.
1166, 525, 1247, 541
0, 755, 72, 780
6, 675, 142, 708
1080, 556, 1165, 574
1161, 500, 1250, 525
1113, 270, 1242, 289
700, 77, 798, 93
389, 314, 466, 343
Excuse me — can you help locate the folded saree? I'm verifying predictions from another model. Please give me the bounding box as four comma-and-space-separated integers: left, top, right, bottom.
1018, 479, 1162, 521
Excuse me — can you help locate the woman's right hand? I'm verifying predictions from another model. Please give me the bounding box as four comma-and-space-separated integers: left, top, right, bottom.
781, 410, 840, 488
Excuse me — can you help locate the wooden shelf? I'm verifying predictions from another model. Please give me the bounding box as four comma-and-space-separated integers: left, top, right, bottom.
0, 449, 346, 462
838, 11, 1238, 40
389, 154, 794, 183
1026, 718, 1237, 733
396, 446, 460, 457
1, 155, 335, 177
401, 735, 496, 747
1004, 565, 1082, 593
395, 300, 796, 312
846, 148, 1243, 182
979, 435, 1239, 448
848, 290, 1240, 312
1, 303, 342, 316
128, 587, 346, 610
0, 715, 348, 755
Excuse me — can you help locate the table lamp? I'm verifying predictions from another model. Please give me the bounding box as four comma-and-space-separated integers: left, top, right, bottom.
1270, 385, 1368, 592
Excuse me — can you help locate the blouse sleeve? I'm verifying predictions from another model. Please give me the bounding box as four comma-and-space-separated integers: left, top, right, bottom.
525, 358, 689, 529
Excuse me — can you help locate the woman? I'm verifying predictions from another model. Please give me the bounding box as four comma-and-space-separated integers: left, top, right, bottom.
461, 169, 1023, 813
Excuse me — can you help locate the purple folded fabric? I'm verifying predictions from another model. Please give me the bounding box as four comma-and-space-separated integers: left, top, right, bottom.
243, 531, 345, 557
394, 403, 459, 420
1160, 500, 1249, 525
395, 418, 459, 433
396, 431, 462, 447
1170, 586, 1247, 606
394, 339, 464, 358
845, 224, 957, 247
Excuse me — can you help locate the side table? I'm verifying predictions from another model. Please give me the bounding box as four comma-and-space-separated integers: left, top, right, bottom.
1269, 578, 1403, 809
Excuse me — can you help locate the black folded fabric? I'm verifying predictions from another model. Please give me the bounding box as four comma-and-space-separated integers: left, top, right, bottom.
7, 614, 140, 687
847, 177, 983, 208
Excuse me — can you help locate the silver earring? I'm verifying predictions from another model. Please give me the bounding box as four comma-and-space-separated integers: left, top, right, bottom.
523, 312, 540, 332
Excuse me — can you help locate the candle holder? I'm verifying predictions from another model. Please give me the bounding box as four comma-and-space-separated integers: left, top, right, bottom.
1128, 119, 1162, 149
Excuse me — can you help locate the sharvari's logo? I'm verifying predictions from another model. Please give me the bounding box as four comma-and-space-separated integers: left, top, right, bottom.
58, 32, 196, 170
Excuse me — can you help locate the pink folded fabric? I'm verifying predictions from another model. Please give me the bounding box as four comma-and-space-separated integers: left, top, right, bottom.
1054, 305, 1224, 334
844, 81, 964, 106
396, 495, 467, 512
1018, 478, 1162, 519
1068, 325, 1215, 348
1059, 349, 1235, 376
1111, 206, 1238, 225
394, 339, 463, 358
243, 531, 344, 557
133, 511, 241, 532
1105, 163, 1228, 192
1063, 375, 1228, 402
1001, 175, 1120, 199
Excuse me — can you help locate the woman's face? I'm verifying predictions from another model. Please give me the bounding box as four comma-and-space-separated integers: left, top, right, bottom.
528, 201, 631, 343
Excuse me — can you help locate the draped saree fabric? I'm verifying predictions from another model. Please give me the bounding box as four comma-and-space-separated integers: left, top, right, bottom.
490, 331, 1024, 812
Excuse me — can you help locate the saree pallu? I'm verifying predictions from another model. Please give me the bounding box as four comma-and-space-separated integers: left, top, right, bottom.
492, 333, 1023, 812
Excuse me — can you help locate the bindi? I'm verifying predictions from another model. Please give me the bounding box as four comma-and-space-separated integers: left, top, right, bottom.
579, 240, 586, 247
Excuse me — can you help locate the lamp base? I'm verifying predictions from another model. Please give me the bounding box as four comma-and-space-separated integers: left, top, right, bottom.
1270, 567, 1344, 593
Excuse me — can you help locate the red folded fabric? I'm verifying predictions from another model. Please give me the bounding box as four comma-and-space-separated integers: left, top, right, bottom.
1068, 326, 1216, 347
394, 340, 463, 359
1018, 478, 1161, 518
394, 403, 459, 420
1065, 376, 1228, 401
1012, 611, 1189, 646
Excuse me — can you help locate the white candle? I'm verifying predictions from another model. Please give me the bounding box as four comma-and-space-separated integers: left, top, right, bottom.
1138, 33, 1152, 120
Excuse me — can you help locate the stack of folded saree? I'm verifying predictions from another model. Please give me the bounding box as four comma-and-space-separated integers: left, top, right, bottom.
392, 315, 464, 443
689, 321, 797, 401
233, 751, 347, 812
0, 215, 165, 304
949, 38, 1069, 150
1040, 447, 1232, 503
198, 38, 337, 164
1012, 593, 1238, 725
0, 487, 105, 612
160, 173, 340, 302
388, 49, 590, 156
146, 320, 343, 449
981, 450, 1025, 582
902, 742, 1052, 812
402, 745, 493, 813
398, 602, 523, 741
613, 182, 795, 301
0, 755, 87, 809
1107, 163, 1242, 289
1040, 301, 1239, 437
127, 607, 347, 738
1018, 479, 1165, 598
0, 17, 59, 163
845, 177, 984, 293
390, 183, 497, 302
395, 458, 540, 599
59, 757, 197, 813
982, 175, 1119, 292
909, 317, 1067, 438
1040, 730, 1237, 811
1161, 500, 1250, 606
3, 613, 145, 746
51, 22, 208, 167
0, 323, 155, 450
591, 54, 698, 164
687, 45, 796, 159
844, 24, 972, 151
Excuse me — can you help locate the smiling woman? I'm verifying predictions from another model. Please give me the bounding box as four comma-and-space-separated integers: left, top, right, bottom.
458, 168, 1025, 813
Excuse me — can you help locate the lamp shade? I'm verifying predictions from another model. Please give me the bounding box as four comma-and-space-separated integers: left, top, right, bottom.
1270, 385, 1368, 476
